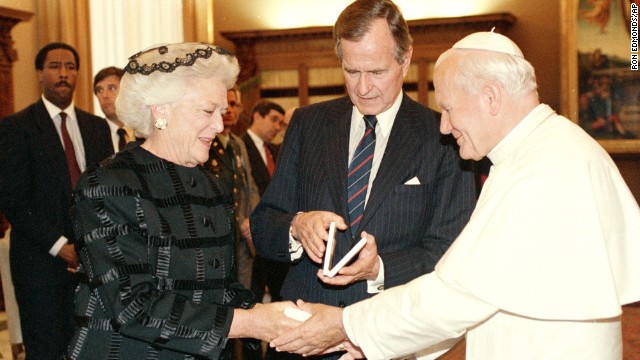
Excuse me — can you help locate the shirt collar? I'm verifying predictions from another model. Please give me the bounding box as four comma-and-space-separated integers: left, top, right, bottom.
247, 128, 265, 148
351, 91, 403, 137
42, 95, 75, 122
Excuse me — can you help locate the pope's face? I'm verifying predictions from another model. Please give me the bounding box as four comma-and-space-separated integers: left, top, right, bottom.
435, 62, 493, 161
341, 19, 411, 116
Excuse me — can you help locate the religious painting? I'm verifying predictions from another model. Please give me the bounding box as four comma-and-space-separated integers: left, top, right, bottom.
561, 0, 640, 153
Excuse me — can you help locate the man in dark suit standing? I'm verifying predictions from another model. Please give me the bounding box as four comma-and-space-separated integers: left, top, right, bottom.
250, 1, 476, 352
242, 101, 291, 303
242, 101, 284, 196
0, 42, 113, 360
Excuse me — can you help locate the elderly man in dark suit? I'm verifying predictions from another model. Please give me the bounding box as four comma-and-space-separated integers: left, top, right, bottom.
0, 42, 113, 360
250, 2, 476, 355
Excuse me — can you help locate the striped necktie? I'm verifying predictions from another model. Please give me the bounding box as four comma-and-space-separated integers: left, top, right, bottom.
347, 115, 377, 229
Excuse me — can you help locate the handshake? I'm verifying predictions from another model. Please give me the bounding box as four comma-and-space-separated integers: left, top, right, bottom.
265, 300, 363, 360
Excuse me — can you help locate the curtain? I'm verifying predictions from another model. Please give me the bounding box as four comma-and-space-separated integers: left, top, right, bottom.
89, 0, 184, 117
37, 0, 94, 112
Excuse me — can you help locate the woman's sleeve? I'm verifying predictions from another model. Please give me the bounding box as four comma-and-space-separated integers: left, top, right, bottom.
72, 167, 244, 359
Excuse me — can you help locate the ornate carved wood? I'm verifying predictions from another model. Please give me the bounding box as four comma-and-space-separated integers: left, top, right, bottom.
222, 13, 516, 109
0, 6, 33, 118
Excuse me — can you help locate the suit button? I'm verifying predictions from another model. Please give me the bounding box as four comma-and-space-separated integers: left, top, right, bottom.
338, 301, 346, 308
202, 217, 210, 227
208, 259, 221, 268
189, 177, 197, 187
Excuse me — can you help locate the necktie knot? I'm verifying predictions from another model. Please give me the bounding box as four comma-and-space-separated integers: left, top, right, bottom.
364, 115, 377, 130
117, 128, 127, 151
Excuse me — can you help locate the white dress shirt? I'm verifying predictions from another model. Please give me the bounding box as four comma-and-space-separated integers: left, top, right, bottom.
42, 96, 86, 256
289, 92, 404, 293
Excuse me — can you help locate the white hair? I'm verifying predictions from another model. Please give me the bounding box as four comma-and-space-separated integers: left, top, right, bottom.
116, 42, 240, 137
435, 48, 537, 97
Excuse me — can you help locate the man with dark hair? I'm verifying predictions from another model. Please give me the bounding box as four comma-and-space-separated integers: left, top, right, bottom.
243, 101, 284, 196
242, 100, 289, 297
93, 66, 137, 152
250, 1, 475, 358
0, 42, 113, 359
241, 100, 289, 359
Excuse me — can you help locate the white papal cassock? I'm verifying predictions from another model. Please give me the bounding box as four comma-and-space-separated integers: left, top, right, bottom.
343, 104, 640, 360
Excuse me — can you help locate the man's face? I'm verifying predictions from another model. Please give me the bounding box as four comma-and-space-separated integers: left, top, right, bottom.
38, 48, 77, 109
434, 60, 494, 161
223, 90, 241, 130
94, 75, 120, 121
252, 109, 283, 142
341, 18, 411, 116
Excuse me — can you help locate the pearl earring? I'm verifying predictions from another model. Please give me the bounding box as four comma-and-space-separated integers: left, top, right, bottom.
154, 117, 167, 130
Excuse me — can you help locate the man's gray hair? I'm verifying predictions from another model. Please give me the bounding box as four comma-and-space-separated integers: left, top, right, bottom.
436, 48, 538, 97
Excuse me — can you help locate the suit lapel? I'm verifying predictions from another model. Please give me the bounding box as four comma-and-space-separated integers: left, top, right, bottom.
324, 98, 353, 238
355, 95, 424, 236
33, 101, 73, 190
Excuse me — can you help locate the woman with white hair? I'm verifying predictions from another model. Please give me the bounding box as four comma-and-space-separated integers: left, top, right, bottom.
67, 43, 297, 359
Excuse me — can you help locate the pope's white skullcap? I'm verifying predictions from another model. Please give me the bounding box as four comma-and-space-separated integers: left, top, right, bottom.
452, 28, 524, 58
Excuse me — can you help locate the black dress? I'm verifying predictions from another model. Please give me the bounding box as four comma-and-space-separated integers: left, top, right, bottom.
67, 144, 254, 360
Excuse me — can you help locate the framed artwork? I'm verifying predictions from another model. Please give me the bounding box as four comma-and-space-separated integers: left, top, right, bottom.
561, 0, 640, 154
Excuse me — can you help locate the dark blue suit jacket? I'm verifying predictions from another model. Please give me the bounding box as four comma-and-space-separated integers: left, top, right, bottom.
250, 94, 476, 307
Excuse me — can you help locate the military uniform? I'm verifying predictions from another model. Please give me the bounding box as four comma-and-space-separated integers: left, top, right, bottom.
204, 134, 260, 289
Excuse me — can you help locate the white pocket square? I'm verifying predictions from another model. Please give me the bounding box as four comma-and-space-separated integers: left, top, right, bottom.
404, 176, 421, 185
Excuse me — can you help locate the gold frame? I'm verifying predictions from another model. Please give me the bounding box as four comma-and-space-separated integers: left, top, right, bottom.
561, 0, 640, 154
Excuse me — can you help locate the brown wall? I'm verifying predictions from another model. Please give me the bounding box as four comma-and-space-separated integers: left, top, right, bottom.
614, 155, 640, 205
2, 0, 638, 202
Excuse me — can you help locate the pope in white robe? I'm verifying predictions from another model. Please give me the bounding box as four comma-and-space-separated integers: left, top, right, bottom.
270, 31, 640, 360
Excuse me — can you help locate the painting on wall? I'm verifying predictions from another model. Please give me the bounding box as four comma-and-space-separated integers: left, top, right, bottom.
562, 0, 640, 153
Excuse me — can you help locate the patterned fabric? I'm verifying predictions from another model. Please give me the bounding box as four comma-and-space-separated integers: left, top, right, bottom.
347, 115, 377, 228
67, 144, 255, 360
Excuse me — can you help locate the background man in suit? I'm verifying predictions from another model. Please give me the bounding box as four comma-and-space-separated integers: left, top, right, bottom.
0, 42, 113, 359
243, 101, 284, 196
250, 2, 475, 356
93, 66, 138, 152
242, 100, 289, 359
242, 101, 291, 300
271, 106, 296, 145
